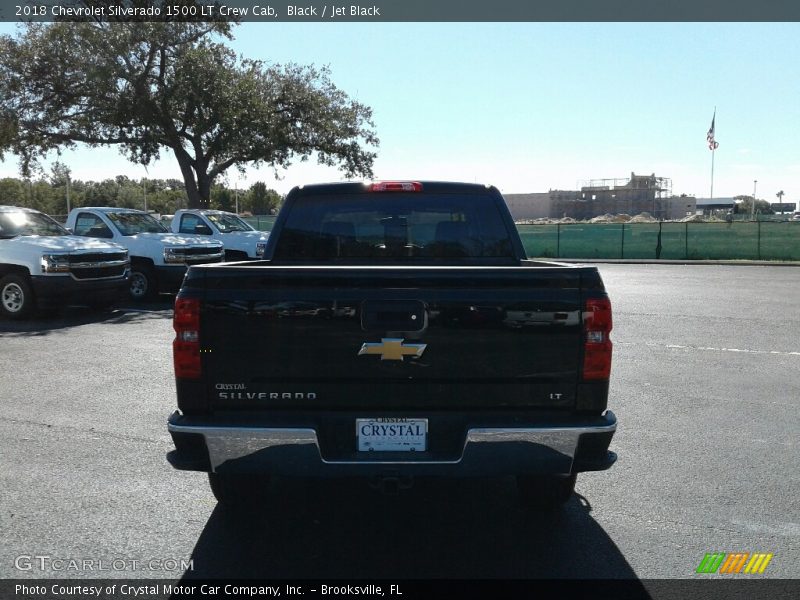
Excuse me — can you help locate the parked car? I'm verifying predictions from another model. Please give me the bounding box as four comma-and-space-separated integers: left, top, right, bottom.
166, 181, 617, 509
791, 212, 800, 221
65, 207, 223, 301
0, 206, 129, 318
170, 209, 269, 260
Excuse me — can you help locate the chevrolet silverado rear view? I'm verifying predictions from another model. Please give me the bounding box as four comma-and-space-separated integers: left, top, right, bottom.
167, 181, 617, 509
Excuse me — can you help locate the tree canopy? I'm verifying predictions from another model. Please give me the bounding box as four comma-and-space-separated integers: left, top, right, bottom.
0, 172, 282, 217
0, 16, 378, 208
733, 195, 774, 215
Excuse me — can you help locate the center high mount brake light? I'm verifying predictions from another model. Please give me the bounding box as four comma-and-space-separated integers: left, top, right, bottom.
368, 181, 423, 192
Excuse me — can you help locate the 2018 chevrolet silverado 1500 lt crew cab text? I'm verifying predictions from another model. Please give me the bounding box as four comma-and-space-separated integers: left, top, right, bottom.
170, 209, 270, 261
66, 207, 224, 301
166, 181, 617, 508
0, 206, 130, 318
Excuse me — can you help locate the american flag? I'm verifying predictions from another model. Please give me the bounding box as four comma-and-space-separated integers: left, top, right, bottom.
707, 113, 719, 150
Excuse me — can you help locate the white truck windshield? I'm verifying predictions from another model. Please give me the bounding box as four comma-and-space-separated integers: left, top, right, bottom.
206, 213, 254, 233
0, 211, 68, 238
107, 212, 169, 236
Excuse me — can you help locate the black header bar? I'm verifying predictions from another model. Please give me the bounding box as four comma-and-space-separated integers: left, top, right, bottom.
4, 579, 800, 600
2, 0, 800, 23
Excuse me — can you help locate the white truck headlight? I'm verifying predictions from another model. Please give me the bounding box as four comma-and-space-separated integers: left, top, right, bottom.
41, 253, 70, 273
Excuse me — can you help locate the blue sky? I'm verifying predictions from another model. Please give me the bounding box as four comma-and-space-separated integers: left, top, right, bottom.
1, 22, 799, 204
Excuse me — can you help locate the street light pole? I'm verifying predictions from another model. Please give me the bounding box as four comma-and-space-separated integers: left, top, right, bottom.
752, 180, 757, 220
143, 178, 147, 212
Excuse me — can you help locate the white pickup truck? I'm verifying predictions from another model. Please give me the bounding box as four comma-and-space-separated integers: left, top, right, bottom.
66, 207, 223, 301
0, 206, 130, 318
170, 209, 269, 261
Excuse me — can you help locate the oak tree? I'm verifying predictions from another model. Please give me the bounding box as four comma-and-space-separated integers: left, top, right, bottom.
0, 17, 378, 208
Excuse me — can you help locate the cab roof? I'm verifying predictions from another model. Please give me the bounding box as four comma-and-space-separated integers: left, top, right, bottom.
76, 207, 148, 213
175, 209, 234, 215
289, 181, 500, 197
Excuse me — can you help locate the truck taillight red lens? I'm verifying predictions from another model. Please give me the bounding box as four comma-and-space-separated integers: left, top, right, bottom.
583, 297, 613, 381
369, 181, 423, 192
173, 297, 201, 379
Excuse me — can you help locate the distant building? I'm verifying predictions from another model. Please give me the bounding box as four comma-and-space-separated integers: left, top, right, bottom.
503, 192, 555, 220
695, 198, 735, 215
771, 202, 797, 214
504, 172, 696, 221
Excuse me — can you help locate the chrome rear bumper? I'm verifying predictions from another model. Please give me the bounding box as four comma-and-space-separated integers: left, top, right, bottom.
167, 411, 617, 477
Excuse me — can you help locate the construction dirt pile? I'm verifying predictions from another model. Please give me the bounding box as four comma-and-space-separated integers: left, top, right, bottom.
679, 214, 724, 223
629, 212, 658, 223
515, 213, 732, 225
589, 213, 632, 223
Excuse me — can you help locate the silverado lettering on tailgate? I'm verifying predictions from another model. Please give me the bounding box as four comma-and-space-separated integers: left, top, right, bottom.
218, 392, 317, 400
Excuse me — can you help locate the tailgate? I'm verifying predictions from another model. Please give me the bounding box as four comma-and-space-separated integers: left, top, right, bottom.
196, 265, 590, 411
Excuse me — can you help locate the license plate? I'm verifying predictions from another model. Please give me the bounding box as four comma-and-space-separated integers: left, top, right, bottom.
357, 418, 428, 452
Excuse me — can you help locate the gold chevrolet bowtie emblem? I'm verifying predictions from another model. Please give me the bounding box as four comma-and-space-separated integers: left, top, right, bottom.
358, 338, 427, 361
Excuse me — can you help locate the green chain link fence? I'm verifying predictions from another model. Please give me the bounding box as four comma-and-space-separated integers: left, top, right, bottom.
244, 217, 799, 261
242, 215, 277, 232
518, 222, 800, 261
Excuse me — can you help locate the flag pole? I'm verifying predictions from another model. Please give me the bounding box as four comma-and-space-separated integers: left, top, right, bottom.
709, 106, 716, 200
710, 145, 715, 200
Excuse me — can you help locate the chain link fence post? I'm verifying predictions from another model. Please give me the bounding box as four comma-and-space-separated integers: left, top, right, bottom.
758, 221, 762, 260
685, 222, 689, 259
556, 223, 561, 258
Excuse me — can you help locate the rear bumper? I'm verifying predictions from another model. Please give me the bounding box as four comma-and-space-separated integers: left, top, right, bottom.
30, 273, 129, 308
167, 410, 617, 477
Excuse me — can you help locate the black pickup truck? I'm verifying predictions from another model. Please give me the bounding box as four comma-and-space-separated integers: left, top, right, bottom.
167, 181, 616, 508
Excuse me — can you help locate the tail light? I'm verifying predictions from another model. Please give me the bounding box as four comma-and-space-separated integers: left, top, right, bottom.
369, 181, 423, 192
173, 297, 201, 379
582, 297, 612, 381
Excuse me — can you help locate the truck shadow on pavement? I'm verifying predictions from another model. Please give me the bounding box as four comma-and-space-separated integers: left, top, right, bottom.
179, 476, 646, 582
0, 301, 173, 336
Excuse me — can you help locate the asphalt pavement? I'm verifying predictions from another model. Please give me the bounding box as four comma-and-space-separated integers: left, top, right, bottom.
0, 265, 798, 588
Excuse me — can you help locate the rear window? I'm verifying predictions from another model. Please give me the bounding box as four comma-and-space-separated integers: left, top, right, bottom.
273, 193, 514, 261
